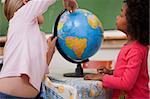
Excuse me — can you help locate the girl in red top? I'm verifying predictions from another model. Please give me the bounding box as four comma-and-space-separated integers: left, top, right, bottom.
85, 0, 149, 98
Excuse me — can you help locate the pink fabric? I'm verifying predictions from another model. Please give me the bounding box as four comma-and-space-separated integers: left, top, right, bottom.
0, 0, 56, 91
102, 41, 149, 99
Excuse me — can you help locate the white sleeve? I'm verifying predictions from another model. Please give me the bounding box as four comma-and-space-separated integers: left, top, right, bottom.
19, 0, 56, 21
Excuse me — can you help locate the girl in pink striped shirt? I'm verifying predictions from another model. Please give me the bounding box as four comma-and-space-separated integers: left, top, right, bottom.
0, 0, 77, 98
85, 0, 149, 99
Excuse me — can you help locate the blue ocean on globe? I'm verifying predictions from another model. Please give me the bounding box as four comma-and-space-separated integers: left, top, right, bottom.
56, 9, 103, 62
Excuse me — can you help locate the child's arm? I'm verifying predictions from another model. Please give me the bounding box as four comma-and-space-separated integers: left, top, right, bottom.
102, 49, 143, 91
21, 0, 56, 21
21, 0, 77, 21
47, 37, 57, 65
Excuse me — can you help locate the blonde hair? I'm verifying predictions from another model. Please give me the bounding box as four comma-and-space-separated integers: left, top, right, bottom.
4, 0, 24, 21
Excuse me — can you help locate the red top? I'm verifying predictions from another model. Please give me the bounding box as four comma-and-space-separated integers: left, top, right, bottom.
102, 41, 149, 99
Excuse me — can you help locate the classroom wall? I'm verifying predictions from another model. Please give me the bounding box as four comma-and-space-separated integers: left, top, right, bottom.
0, 0, 123, 35
0, 2, 8, 36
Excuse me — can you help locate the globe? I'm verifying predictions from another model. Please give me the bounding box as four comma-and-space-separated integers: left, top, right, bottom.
53, 9, 103, 77
54, 9, 103, 62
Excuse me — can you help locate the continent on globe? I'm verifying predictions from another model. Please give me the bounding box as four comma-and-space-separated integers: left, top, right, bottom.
65, 36, 87, 59
88, 15, 104, 32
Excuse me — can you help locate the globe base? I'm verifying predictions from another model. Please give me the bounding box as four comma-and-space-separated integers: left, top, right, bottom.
63, 63, 90, 77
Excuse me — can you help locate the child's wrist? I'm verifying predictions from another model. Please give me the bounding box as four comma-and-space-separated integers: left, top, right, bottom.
47, 49, 54, 65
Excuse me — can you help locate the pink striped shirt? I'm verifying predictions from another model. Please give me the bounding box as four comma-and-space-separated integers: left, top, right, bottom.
0, 0, 56, 91
103, 41, 149, 99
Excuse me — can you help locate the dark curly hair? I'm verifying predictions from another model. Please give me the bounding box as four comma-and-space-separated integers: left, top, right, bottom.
124, 0, 149, 45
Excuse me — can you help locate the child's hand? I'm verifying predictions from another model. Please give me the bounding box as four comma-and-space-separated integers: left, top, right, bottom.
97, 67, 113, 75
47, 36, 57, 65
84, 74, 104, 81
64, 0, 78, 13
22, 0, 29, 4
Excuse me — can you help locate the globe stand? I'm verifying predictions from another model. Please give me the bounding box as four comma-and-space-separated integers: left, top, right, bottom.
64, 63, 86, 77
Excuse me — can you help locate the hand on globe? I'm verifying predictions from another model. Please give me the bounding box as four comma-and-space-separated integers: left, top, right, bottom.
22, 0, 28, 4
64, 0, 78, 13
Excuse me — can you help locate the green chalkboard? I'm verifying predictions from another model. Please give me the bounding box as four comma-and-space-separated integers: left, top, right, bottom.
0, 2, 8, 36
0, 0, 123, 35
